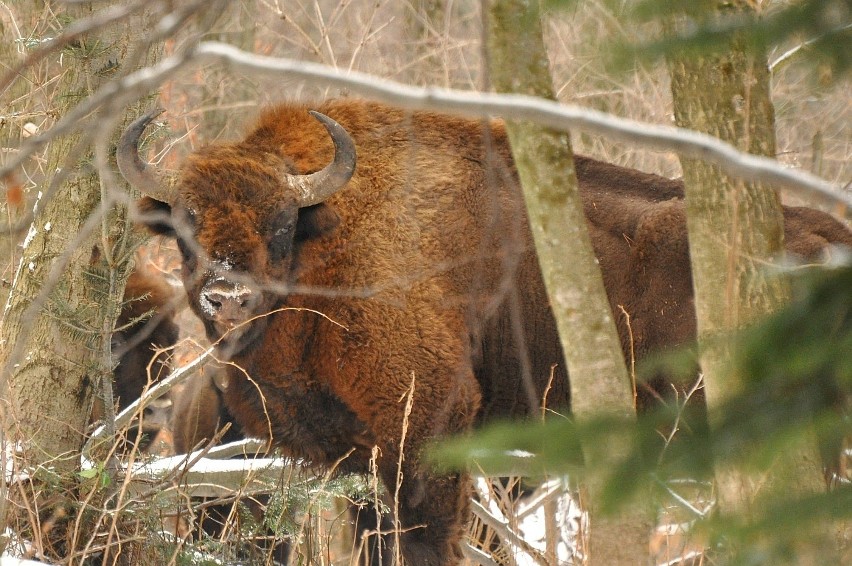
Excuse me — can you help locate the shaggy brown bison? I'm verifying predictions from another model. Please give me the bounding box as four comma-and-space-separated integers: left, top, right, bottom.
91, 265, 180, 448
113, 267, 179, 409
118, 99, 852, 565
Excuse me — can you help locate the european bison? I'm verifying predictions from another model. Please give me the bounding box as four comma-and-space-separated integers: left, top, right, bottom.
113, 267, 179, 409
171, 364, 240, 455
91, 265, 180, 448
118, 99, 852, 565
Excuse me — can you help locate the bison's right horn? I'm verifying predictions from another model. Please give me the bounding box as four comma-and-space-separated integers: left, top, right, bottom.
117, 108, 174, 202
286, 111, 356, 207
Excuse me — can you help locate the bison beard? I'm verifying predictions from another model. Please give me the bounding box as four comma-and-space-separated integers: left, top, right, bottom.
120, 99, 852, 565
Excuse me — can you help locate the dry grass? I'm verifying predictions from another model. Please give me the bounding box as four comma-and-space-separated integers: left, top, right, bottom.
1, 1, 850, 564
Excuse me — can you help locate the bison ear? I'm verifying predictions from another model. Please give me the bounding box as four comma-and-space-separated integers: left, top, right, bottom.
136, 196, 175, 237
296, 203, 340, 241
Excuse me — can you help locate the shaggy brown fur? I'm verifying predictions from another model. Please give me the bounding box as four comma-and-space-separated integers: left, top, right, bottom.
132, 99, 852, 565
91, 267, 179, 447
172, 365, 243, 454
112, 268, 179, 409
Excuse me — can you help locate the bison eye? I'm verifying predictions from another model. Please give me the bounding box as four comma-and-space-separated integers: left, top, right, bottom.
269, 222, 295, 261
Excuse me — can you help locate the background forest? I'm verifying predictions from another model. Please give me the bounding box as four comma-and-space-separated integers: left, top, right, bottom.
0, 0, 850, 565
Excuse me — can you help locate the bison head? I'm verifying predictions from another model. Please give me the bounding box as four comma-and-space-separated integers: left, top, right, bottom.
118, 109, 355, 354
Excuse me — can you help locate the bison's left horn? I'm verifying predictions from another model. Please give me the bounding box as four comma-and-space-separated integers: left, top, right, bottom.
286, 111, 356, 206
117, 108, 174, 202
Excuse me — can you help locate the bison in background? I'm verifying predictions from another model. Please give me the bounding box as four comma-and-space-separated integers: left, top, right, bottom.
171, 364, 239, 455
118, 99, 852, 565
91, 264, 180, 451
171, 363, 388, 565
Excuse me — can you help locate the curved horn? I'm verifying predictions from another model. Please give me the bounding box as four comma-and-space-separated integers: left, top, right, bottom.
117, 108, 173, 202
286, 111, 357, 206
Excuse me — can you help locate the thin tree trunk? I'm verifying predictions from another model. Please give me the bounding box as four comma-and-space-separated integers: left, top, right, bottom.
667, 0, 829, 554
486, 1, 652, 563
0, 1, 162, 555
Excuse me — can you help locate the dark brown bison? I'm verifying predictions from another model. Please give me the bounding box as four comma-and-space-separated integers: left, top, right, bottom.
171, 364, 386, 564
91, 265, 180, 448
118, 99, 852, 565
113, 267, 179, 409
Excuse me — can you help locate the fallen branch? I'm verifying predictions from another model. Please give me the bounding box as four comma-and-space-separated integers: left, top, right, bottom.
85, 345, 216, 450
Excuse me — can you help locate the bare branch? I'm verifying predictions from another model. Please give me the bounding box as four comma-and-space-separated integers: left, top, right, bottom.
769, 23, 852, 72
462, 543, 502, 566
189, 42, 852, 215
86, 345, 216, 447
0, 53, 194, 189
469, 499, 550, 565
0, 2, 144, 96
125, 454, 292, 499
2, 41, 848, 224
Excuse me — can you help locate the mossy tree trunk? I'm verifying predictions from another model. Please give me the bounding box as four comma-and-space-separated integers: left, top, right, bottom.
0, 1, 162, 554
486, 1, 652, 563
667, 0, 826, 536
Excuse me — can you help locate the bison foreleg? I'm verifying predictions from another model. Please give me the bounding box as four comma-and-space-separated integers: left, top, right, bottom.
224, 368, 375, 472
368, 374, 479, 566
376, 456, 469, 566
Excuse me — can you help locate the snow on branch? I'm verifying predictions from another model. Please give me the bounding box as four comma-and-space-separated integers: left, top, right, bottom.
2, 41, 848, 222
190, 42, 852, 216
126, 451, 292, 499
86, 345, 216, 448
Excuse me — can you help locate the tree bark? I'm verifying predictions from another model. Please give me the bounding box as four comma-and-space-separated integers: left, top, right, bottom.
0, 0, 163, 555
667, 0, 827, 547
486, 1, 652, 563
0, 1, 45, 310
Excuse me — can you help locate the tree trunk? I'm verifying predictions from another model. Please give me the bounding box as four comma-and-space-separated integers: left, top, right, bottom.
667, 0, 828, 550
0, 1, 162, 556
0, 1, 46, 310
486, 1, 652, 563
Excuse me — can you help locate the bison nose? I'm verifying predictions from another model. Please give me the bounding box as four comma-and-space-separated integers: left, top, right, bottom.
142, 397, 172, 430
201, 282, 256, 324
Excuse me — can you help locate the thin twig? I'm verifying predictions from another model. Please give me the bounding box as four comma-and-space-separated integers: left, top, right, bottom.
86, 345, 215, 448
769, 23, 852, 71
468, 498, 550, 566
190, 41, 852, 215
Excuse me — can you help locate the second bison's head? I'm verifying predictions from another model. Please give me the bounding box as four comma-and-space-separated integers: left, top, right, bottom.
118, 109, 356, 355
